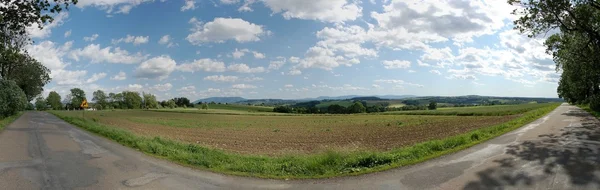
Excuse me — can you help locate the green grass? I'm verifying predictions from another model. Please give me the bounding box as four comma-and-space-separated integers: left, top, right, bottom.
577, 104, 600, 118
0, 112, 23, 131
48, 103, 558, 179
384, 103, 558, 116
195, 104, 274, 112
146, 108, 288, 116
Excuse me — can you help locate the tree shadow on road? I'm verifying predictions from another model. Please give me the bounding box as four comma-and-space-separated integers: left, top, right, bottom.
464, 108, 600, 190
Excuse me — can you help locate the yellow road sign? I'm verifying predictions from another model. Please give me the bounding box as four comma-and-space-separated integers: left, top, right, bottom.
80, 99, 89, 108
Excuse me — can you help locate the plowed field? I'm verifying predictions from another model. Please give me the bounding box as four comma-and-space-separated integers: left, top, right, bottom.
56, 110, 518, 155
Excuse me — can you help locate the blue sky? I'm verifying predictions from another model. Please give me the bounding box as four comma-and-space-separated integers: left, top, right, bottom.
25, 0, 561, 101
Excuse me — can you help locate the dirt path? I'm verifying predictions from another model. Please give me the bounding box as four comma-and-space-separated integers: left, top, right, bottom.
0, 104, 598, 189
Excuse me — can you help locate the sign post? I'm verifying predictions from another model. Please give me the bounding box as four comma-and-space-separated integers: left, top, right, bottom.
80, 99, 89, 119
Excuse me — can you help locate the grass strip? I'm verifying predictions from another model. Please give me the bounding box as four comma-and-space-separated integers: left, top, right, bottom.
48, 103, 559, 179
0, 112, 24, 131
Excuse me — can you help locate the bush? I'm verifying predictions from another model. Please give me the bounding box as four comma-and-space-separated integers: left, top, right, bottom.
94, 104, 103, 110
0, 80, 27, 117
590, 95, 600, 112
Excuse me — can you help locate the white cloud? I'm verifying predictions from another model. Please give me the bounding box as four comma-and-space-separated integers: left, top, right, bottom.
284, 84, 293, 88
64, 30, 72, 38
204, 75, 239, 82
69, 44, 148, 64
186, 17, 268, 45
382, 60, 411, 69
243, 77, 263, 82
177, 86, 196, 92
127, 84, 144, 92
260, 0, 362, 23
150, 83, 173, 92
268, 59, 286, 70
158, 35, 177, 48
83, 34, 99, 42
86, 72, 107, 83
227, 63, 266, 73
221, 0, 240, 4
429, 70, 442, 75
27, 12, 68, 39
112, 35, 149, 45
329, 84, 367, 91
177, 59, 226, 72
75, 0, 157, 15
289, 56, 300, 63
232, 48, 249, 59
297, 46, 360, 70
111, 71, 127, 80
26, 41, 72, 71
374, 79, 424, 88
252, 51, 265, 59
134, 55, 177, 80
232, 84, 257, 89
51, 70, 88, 85
181, 0, 196, 11
287, 69, 302, 75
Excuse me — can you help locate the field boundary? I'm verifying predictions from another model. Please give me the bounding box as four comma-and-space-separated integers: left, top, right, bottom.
48, 103, 559, 179
0, 112, 24, 131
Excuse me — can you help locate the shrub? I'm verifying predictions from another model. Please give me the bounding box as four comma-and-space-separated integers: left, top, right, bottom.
94, 104, 103, 110
0, 80, 27, 117
591, 95, 600, 112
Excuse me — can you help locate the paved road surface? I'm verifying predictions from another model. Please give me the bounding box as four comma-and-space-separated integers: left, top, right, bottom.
1, 104, 599, 189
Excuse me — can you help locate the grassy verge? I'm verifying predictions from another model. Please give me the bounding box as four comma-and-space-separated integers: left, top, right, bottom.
0, 112, 24, 131
48, 103, 559, 179
576, 105, 600, 117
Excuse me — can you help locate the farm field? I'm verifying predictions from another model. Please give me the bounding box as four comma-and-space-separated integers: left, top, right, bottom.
49, 103, 560, 178
196, 104, 274, 112
385, 103, 557, 116
58, 109, 515, 155
148, 107, 283, 115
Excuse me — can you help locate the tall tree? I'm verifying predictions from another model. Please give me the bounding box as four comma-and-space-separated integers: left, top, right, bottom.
69, 88, 86, 109
0, 79, 26, 117
35, 96, 47, 111
122, 91, 142, 109
92, 90, 108, 108
142, 93, 159, 109
46, 91, 62, 110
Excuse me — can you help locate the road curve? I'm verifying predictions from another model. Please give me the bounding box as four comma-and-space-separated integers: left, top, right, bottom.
0, 103, 599, 189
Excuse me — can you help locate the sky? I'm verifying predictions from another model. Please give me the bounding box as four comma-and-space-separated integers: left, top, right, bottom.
24, 0, 561, 101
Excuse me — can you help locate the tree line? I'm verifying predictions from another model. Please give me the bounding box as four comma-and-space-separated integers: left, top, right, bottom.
272, 101, 438, 114
508, 0, 600, 110
0, 1, 77, 118
34, 88, 195, 111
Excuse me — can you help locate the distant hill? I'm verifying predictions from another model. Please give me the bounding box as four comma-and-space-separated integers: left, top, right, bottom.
193, 97, 246, 104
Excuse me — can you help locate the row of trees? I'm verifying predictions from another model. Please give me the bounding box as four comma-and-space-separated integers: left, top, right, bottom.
33, 88, 197, 111
0, 1, 77, 117
508, 0, 600, 109
273, 101, 437, 114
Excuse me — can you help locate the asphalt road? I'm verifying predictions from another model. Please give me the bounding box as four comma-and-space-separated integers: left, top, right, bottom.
0, 103, 599, 189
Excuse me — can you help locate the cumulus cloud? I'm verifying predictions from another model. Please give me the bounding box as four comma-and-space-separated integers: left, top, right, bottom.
134, 56, 177, 80
260, 0, 362, 23
374, 79, 424, 88
86, 73, 107, 83
27, 12, 68, 39
177, 59, 226, 72
83, 34, 99, 42
74, 0, 158, 15
382, 60, 411, 69
430, 70, 442, 75
69, 44, 148, 64
284, 84, 293, 88
181, 0, 196, 11
112, 35, 149, 45
64, 30, 72, 38
232, 84, 257, 89
227, 63, 266, 73
158, 35, 177, 47
111, 71, 127, 80
150, 83, 173, 92
186, 17, 268, 45
204, 75, 239, 82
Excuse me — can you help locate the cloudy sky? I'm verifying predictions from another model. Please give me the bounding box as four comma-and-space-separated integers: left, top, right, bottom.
25, 0, 560, 101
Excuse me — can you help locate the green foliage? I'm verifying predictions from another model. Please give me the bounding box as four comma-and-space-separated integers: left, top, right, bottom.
26, 103, 34, 110
348, 102, 366, 113
70, 88, 86, 109
166, 100, 177, 109
46, 91, 62, 110
49, 103, 558, 179
590, 95, 600, 112
94, 104, 103, 111
143, 93, 159, 109
122, 91, 142, 109
0, 79, 27, 117
92, 90, 108, 109
35, 96, 47, 111
201, 103, 209, 110
0, 112, 23, 131
509, 0, 600, 104
428, 101, 437, 110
